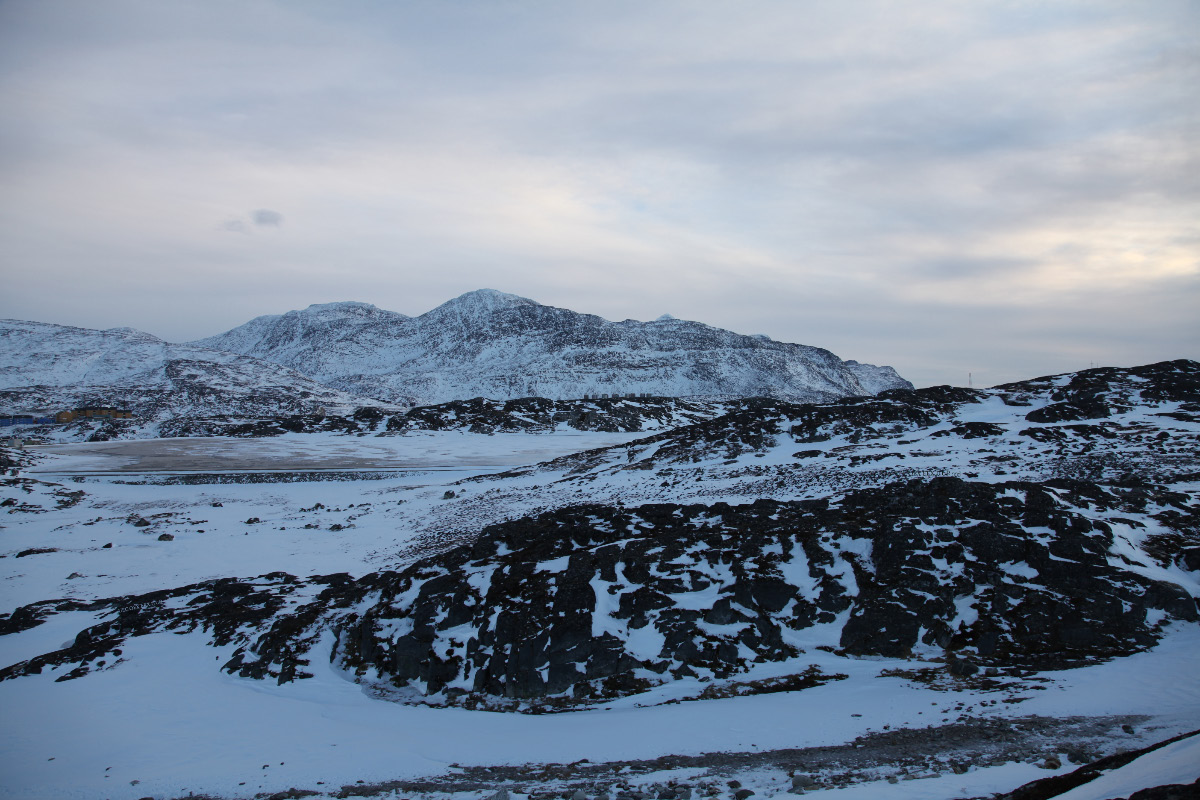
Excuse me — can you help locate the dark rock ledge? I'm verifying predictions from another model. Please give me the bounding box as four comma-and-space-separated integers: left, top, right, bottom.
3, 477, 1197, 711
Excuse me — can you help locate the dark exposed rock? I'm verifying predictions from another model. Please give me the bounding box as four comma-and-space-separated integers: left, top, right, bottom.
1026, 400, 1113, 424
4, 477, 1197, 707
388, 396, 726, 435
789, 386, 985, 442
999, 727, 1200, 800
159, 413, 371, 439
946, 656, 980, 678
0, 573, 337, 684
949, 421, 1007, 439
15, 547, 58, 558
1125, 779, 1200, 799
1001, 361, 1200, 424
0, 597, 113, 636
1182, 548, 1200, 572
326, 478, 1195, 707
139, 397, 727, 441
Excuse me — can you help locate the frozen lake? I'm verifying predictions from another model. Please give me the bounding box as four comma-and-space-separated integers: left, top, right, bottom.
25, 430, 649, 475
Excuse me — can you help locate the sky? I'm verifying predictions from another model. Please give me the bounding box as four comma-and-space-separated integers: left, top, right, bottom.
0, 1, 1197, 388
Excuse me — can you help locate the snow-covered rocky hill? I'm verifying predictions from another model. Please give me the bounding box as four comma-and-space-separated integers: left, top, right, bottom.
193, 289, 912, 406
155, 395, 730, 440
0, 319, 386, 423
1, 360, 1197, 799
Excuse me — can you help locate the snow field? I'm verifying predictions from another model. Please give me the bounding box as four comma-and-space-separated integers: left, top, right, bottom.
3, 377, 1199, 800
2, 625, 1197, 800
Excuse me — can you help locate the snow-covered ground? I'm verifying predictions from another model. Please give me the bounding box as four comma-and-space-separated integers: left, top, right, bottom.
3, 381, 1199, 800
4, 431, 649, 610
1, 617, 1196, 799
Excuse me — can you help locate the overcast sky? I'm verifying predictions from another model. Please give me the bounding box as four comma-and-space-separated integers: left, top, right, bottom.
1, 1, 1196, 387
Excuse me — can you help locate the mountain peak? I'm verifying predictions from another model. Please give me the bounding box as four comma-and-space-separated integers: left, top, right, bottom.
298, 301, 380, 315
425, 289, 538, 318
103, 326, 162, 343
456, 288, 535, 307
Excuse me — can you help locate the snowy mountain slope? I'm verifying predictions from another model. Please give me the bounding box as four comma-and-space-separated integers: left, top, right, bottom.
193, 289, 912, 405
0, 318, 385, 420
1, 359, 1197, 799
843, 359, 910, 395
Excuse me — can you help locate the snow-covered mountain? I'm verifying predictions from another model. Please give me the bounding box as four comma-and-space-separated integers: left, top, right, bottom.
0, 319, 378, 420
193, 289, 912, 406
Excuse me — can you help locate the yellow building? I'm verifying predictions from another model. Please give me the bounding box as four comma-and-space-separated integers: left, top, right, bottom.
57, 407, 134, 423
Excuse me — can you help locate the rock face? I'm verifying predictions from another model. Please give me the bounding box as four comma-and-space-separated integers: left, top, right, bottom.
192, 289, 912, 406
0, 319, 379, 421
150, 397, 727, 439
387, 395, 726, 434
4, 477, 1196, 709
327, 478, 1198, 707
1000, 727, 1200, 800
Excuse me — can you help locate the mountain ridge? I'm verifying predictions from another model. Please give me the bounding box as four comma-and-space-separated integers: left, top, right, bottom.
0, 318, 383, 420
193, 289, 913, 406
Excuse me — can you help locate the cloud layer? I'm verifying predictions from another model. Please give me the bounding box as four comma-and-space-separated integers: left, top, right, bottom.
1, 0, 1196, 386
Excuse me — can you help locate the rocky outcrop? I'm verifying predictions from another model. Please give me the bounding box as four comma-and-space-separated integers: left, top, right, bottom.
145, 397, 726, 439
1000, 360, 1200, 424
327, 478, 1198, 708
522, 361, 1200, 492
5, 477, 1196, 711
1000, 727, 1200, 800
388, 395, 725, 434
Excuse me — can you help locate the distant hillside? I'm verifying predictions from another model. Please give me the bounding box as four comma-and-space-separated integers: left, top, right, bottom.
193, 289, 912, 406
0, 319, 380, 420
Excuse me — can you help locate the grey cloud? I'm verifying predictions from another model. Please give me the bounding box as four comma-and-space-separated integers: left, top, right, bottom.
252, 209, 283, 227
0, 1, 1195, 386
907, 257, 1041, 282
